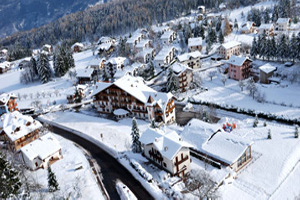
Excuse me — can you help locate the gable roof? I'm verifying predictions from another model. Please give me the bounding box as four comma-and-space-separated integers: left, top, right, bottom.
259, 23, 274, 30
188, 37, 203, 47
259, 63, 276, 74
0, 111, 42, 142
276, 18, 290, 24
105, 57, 126, 65
20, 133, 61, 160
171, 63, 192, 76
92, 75, 173, 111
140, 128, 191, 160
161, 30, 175, 39
227, 55, 251, 66
220, 41, 241, 50
76, 68, 95, 78
0, 93, 17, 105
154, 46, 175, 61
182, 119, 253, 165
136, 39, 151, 48
177, 51, 201, 62
71, 42, 84, 49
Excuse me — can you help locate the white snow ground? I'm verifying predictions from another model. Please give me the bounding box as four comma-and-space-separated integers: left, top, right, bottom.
28, 134, 104, 200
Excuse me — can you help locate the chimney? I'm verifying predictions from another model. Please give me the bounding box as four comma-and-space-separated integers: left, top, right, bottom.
164, 146, 168, 151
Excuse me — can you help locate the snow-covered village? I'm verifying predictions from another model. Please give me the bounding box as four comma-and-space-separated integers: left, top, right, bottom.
0, 0, 299, 199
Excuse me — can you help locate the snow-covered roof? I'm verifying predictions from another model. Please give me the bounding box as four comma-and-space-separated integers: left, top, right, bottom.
171, 63, 191, 76
0, 61, 12, 69
140, 128, 192, 160
20, 133, 61, 160
154, 46, 175, 61
127, 32, 143, 44
105, 57, 126, 65
113, 109, 129, 116
182, 119, 253, 165
92, 75, 173, 111
136, 48, 154, 58
152, 25, 170, 33
97, 42, 113, 51
71, 42, 84, 49
227, 55, 251, 66
76, 68, 94, 78
241, 22, 254, 31
188, 37, 203, 47
0, 93, 17, 105
276, 18, 290, 24
259, 24, 274, 30
0, 111, 42, 142
1, 49, 8, 54
136, 39, 151, 48
161, 30, 175, 39
177, 51, 201, 62
131, 62, 145, 69
220, 41, 241, 50
259, 63, 276, 74
97, 36, 115, 44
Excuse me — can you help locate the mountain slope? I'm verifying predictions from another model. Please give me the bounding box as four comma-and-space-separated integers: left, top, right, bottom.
0, 0, 105, 38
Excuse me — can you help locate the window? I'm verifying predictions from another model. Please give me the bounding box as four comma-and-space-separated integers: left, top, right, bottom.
163, 162, 167, 168
246, 147, 251, 159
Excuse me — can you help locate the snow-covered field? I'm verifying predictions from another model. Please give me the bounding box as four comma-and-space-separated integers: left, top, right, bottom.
189, 65, 300, 120
28, 134, 104, 200
40, 111, 300, 200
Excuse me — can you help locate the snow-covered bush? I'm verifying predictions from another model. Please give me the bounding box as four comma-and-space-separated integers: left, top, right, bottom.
130, 159, 153, 182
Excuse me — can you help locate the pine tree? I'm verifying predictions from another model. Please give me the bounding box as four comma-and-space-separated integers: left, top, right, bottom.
102, 69, 109, 81
265, 38, 272, 61
54, 44, 75, 77
37, 53, 52, 84
216, 17, 222, 32
166, 68, 178, 92
234, 19, 238, 30
295, 125, 299, 138
131, 117, 142, 153
259, 31, 268, 60
263, 9, 270, 23
270, 35, 277, 60
48, 166, 59, 192
289, 33, 297, 62
218, 31, 224, 44
272, 5, 279, 22
267, 129, 272, 139
0, 153, 22, 199
250, 37, 258, 59
277, 34, 289, 61
199, 23, 205, 39
30, 57, 38, 77
297, 33, 300, 61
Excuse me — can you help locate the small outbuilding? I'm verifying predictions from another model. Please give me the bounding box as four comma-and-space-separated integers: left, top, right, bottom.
259, 63, 276, 84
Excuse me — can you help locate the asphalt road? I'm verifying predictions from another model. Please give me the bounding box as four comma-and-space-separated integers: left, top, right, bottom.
50, 125, 154, 200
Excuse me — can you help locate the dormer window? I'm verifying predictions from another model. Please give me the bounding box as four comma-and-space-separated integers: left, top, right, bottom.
26, 121, 31, 126
14, 126, 20, 133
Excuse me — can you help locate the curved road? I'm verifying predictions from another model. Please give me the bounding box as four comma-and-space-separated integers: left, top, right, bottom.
50, 125, 154, 200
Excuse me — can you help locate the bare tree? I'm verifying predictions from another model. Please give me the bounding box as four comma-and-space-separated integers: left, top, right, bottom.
247, 78, 257, 99
54, 90, 60, 97
184, 169, 219, 200
221, 75, 227, 86
208, 71, 216, 81
239, 80, 245, 91
31, 100, 42, 111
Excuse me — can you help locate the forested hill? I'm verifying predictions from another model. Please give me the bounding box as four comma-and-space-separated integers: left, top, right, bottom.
0, 0, 106, 38
0, 0, 221, 49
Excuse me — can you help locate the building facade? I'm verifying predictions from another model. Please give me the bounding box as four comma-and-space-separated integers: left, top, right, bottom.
140, 128, 191, 178
218, 41, 241, 59
92, 75, 176, 124
172, 63, 193, 92
177, 51, 201, 69
228, 55, 252, 81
